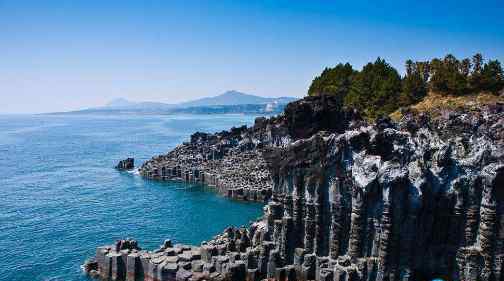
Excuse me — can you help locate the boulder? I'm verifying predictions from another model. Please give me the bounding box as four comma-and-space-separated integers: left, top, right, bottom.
116, 158, 134, 170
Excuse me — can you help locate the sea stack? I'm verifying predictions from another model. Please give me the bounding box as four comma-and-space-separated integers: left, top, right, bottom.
116, 158, 135, 170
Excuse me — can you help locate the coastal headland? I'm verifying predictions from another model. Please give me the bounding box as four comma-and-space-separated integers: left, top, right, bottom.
84, 94, 504, 281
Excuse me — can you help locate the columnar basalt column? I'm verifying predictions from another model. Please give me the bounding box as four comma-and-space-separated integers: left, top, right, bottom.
447, 185, 465, 280
238, 229, 251, 253
339, 176, 353, 256
293, 194, 305, 248
284, 195, 294, 218
300, 254, 316, 281
244, 248, 258, 270
99, 249, 113, 280
377, 200, 393, 281
479, 183, 498, 280
228, 261, 247, 281
314, 201, 324, 256
397, 212, 417, 281
450, 185, 465, 247
267, 201, 284, 234
348, 187, 365, 259
328, 177, 343, 260
304, 201, 316, 254
280, 216, 295, 264
293, 247, 305, 278
314, 176, 330, 257
465, 179, 483, 246
329, 198, 342, 259
293, 173, 306, 249
201, 245, 217, 263
258, 241, 275, 277
110, 251, 126, 281
126, 252, 141, 281
273, 220, 283, 247
481, 204, 497, 281
267, 249, 282, 278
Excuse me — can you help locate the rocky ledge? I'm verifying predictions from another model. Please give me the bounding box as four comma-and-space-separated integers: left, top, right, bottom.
86, 96, 503, 281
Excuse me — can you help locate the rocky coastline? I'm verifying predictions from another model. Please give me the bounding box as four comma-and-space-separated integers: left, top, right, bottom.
137, 126, 276, 202
85, 95, 504, 281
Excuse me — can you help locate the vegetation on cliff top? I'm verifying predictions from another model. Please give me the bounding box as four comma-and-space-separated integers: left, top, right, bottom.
389, 92, 504, 121
308, 53, 504, 119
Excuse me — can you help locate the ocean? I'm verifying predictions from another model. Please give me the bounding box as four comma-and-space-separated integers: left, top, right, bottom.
0, 113, 264, 281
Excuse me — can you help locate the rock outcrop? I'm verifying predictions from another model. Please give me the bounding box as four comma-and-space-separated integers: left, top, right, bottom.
138, 127, 273, 202
87, 96, 504, 281
116, 158, 135, 170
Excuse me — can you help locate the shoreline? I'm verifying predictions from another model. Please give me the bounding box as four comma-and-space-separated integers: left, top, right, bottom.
84, 96, 504, 281
139, 166, 272, 203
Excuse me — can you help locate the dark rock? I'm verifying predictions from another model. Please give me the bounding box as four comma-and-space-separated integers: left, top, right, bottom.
115, 239, 140, 251
115, 158, 134, 170
83, 258, 98, 273
283, 95, 362, 139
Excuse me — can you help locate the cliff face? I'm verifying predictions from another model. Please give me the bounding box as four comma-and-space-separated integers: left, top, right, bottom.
137, 96, 359, 202
86, 96, 504, 281
264, 103, 503, 281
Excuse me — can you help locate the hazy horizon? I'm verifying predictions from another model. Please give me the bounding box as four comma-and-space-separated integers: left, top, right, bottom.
1, 0, 503, 114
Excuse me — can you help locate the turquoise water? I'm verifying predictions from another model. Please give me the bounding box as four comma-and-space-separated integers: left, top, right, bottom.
0, 114, 264, 281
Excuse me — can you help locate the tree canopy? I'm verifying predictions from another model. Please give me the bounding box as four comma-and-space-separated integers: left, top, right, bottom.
307, 63, 356, 97
344, 58, 402, 119
308, 53, 504, 119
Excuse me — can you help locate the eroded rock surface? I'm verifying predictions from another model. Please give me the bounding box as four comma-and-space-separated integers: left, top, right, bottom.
87, 97, 504, 281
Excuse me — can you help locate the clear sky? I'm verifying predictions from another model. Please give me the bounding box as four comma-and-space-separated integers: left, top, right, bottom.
1, 0, 503, 113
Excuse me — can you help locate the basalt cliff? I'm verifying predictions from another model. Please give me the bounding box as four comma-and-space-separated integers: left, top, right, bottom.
85, 95, 504, 281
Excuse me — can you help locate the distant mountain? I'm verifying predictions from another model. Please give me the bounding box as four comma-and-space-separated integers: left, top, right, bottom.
54, 90, 298, 115
105, 98, 136, 108
178, 90, 297, 107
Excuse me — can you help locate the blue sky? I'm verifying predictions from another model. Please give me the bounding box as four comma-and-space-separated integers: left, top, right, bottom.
1, 0, 503, 113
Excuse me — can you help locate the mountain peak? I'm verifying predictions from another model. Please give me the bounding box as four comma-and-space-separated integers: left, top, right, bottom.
219, 90, 250, 97
179, 90, 296, 107
106, 98, 136, 108
222, 90, 243, 94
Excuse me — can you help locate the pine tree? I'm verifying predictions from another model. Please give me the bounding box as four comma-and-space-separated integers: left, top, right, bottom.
481, 60, 504, 94
416, 61, 431, 82
307, 63, 356, 97
472, 53, 483, 73
402, 61, 427, 104
460, 58, 472, 77
405, 59, 414, 76
345, 58, 402, 118
470, 53, 484, 92
429, 55, 468, 95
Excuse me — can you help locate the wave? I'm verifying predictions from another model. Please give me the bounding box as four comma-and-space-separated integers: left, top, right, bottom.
127, 168, 140, 175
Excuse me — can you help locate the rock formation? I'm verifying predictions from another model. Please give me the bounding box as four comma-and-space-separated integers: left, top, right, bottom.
87, 96, 504, 281
138, 127, 273, 202
116, 158, 135, 170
